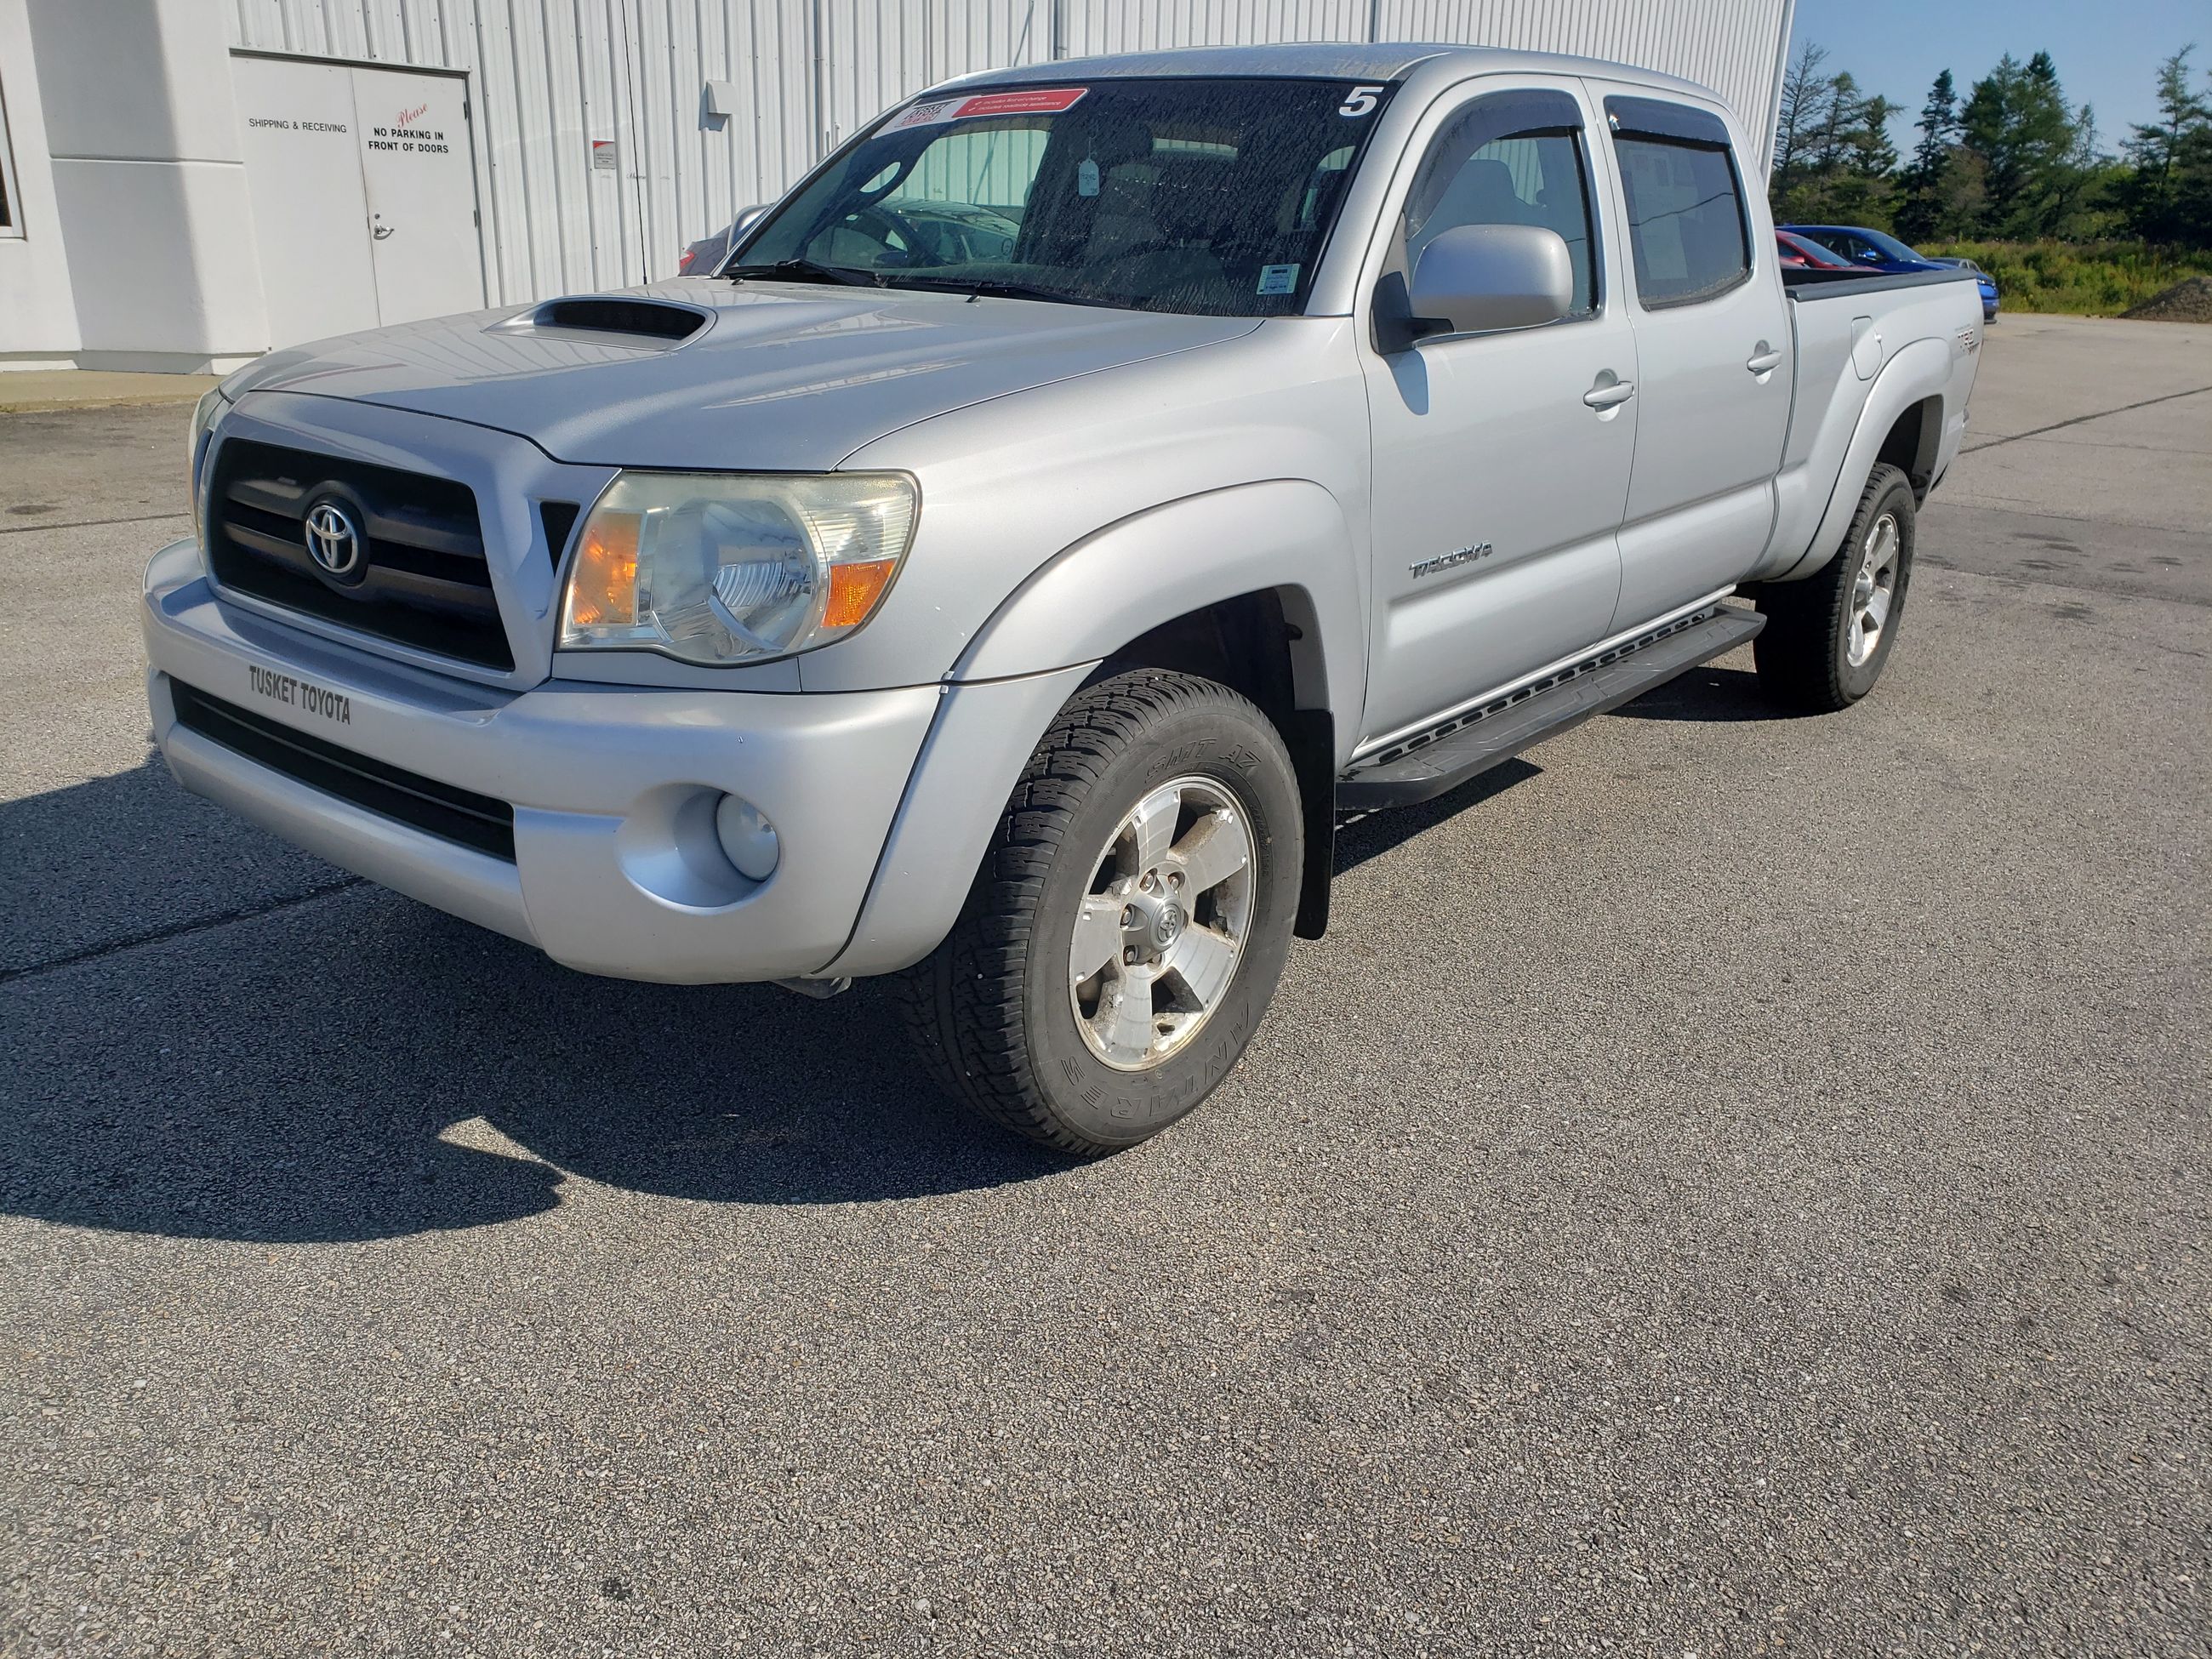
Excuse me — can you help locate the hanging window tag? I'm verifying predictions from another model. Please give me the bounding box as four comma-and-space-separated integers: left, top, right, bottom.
1077, 157, 1100, 197
1257, 264, 1299, 295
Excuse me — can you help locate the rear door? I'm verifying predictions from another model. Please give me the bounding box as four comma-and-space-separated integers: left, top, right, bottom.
1356, 78, 1635, 745
1587, 88, 1792, 628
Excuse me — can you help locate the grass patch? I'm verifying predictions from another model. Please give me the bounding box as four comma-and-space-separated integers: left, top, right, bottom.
1924, 240, 2212, 316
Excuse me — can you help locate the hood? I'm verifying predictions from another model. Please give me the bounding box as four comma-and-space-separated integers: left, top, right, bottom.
224, 281, 1262, 471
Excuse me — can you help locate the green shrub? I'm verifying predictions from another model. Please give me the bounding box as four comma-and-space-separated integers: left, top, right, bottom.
1922, 239, 2212, 314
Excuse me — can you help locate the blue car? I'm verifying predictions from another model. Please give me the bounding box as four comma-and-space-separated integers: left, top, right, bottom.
1782, 224, 1999, 320
1926, 256, 2002, 322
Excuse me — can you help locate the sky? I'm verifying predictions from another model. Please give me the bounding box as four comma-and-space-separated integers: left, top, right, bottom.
1787, 0, 2204, 151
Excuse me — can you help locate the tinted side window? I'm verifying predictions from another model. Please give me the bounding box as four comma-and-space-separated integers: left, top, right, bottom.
1406, 123, 1598, 318
1613, 136, 1749, 307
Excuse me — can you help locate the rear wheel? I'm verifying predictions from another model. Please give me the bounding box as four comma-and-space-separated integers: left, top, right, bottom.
1753, 462, 1917, 712
894, 669, 1303, 1155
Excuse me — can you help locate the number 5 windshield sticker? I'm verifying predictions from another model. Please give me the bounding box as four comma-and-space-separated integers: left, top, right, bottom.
1339, 85, 1383, 117
885, 87, 1088, 131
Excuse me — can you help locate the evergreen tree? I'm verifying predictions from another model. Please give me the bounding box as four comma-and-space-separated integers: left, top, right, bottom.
1896, 70, 1961, 239
1911, 68, 1961, 179
1769, 48, 1901, 226
1771, 43, 1833, 197
1961, 52, 2099, 237
2118, 46, 2212, 242
1764, 40, 2206, 252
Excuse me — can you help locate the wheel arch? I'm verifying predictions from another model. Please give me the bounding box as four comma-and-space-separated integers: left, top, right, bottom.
1770, 338, 1950, 584
820, 482, 1365, 977
1090, 587, 1339, 940
952, 478, 1365, 730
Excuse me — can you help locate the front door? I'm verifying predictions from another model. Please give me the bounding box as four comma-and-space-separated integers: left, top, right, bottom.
233, 55, 381, 348
1358, 80, 1635, 746
1588, 85, 1793, 628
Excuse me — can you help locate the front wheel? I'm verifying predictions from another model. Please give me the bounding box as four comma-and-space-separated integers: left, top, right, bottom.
1752, 462, 1918, 712
895, 669, 1303, 1155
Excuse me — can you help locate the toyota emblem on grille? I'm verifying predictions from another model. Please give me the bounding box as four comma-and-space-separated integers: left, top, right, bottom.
303, 499, 363, 577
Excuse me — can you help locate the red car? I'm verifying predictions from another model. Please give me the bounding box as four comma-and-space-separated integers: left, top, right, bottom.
1776, 230, 1852, 269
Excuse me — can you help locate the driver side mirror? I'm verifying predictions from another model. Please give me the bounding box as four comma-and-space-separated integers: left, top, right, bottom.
1377, 224, 1574, 352
733, 203, 769, 236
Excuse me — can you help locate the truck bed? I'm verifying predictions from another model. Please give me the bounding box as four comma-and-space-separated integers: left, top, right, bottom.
1756, 267, 1986, 584
1782, 266, 1983, 302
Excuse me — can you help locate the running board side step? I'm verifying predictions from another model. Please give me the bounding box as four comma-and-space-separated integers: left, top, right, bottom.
1337, 606, 1766, 812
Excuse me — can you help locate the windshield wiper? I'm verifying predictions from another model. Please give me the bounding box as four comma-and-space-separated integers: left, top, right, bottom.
876, 275, 1117, 308
726, 259, 881, 288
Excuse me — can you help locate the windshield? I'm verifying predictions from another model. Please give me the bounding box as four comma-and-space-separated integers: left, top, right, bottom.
735, 77, 1396, 316
1859, 228, 1926, 262
1805, 225, 1923, 264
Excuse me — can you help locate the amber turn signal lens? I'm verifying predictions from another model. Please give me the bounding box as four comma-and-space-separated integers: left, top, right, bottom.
823, 558, 898, 630
567, 510, 641, 629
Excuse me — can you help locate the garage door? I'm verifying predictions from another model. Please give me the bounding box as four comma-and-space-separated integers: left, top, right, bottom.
233, 54, 485, 348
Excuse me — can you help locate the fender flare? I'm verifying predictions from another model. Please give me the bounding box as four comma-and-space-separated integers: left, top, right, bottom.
819, 480, 1366, 979
1773, 336, 1951, 583
953, 477, 1365, 733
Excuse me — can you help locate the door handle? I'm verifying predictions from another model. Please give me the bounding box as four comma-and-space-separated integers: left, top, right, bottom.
1582, 377, 1636, 409
1746, 345, 1784, 374
372, 217, 396, 241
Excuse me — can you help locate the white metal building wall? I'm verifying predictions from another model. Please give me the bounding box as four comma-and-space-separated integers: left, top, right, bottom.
1054, 2, 1794, 173
225, 0, 1791, 308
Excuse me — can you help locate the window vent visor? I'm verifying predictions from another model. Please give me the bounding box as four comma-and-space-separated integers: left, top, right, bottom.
1604, 95, 1732, 148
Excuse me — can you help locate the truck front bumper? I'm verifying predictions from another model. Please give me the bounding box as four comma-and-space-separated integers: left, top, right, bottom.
141, 539, 940, 984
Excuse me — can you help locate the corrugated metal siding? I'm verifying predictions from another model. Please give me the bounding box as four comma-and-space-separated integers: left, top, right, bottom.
1371, 0, 1793, 170
226, 0, 1789, 308
1057, 1, 1371, 54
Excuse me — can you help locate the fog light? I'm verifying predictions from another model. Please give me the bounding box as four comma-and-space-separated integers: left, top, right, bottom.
715, 795, 780, 882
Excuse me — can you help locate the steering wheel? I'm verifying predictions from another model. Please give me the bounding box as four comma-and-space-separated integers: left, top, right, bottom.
1090, 236, 1186, 271
833, 203, 930, 267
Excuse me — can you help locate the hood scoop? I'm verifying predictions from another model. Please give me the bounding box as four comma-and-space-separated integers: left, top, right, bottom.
499, 296, 710, 347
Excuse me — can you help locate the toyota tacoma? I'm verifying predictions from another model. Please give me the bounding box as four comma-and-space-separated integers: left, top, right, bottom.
146, 43, 1983, 1154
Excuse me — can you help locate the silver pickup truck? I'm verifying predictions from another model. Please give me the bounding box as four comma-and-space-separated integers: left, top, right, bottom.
145, 43, 1982, 1154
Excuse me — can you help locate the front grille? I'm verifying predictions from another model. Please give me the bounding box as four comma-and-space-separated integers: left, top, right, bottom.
206, 438, 513, 670
169, 679, 516, 861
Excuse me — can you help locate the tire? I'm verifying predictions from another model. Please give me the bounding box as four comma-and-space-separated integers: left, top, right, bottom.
894, 668, 1304, 1156
1752, 462, 1917, 713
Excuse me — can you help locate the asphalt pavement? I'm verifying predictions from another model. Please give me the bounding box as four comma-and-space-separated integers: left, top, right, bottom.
2, 316, 2206, 1656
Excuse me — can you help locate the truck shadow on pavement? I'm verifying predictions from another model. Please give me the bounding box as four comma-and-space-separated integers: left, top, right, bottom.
5, 655, 1779, 1247
1, 767, 1071, 1244
1611, 664, 1816, 723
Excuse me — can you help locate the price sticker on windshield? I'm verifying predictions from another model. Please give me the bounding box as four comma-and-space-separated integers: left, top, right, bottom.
885, 87, 1088, 131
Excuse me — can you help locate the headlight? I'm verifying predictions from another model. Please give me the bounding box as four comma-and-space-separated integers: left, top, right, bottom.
187, 386, 231, 536
559, 471, 918, 665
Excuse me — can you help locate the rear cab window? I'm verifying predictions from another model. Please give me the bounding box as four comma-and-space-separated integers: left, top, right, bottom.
1604, 95, 1751, 309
